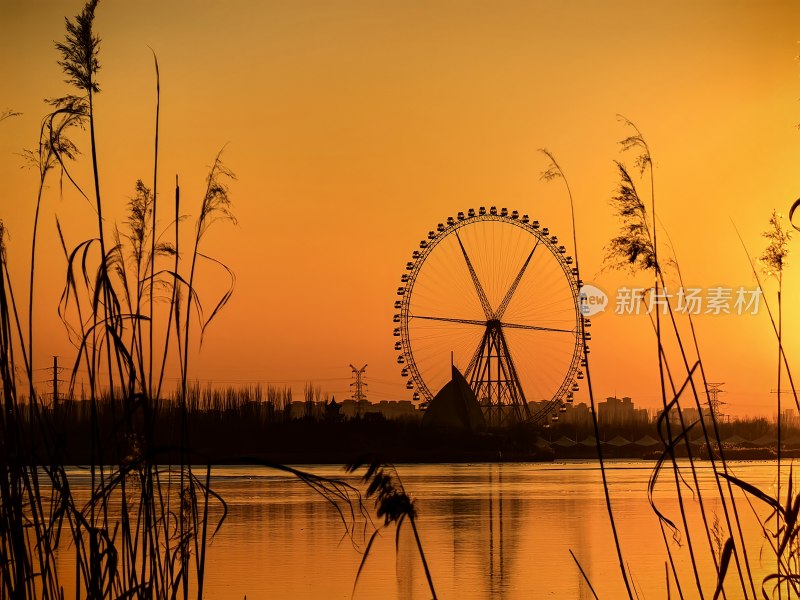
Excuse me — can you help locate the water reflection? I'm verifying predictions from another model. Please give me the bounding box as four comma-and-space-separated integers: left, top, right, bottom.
431, 465, 525, 597
53, 461, 782, 599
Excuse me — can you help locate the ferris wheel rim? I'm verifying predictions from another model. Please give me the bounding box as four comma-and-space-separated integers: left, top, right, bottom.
394, 207, 586, 424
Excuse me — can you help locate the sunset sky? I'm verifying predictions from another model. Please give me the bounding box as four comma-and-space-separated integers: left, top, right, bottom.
1, 0, 798, 417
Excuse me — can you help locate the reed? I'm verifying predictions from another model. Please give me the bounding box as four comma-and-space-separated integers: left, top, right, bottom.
566, 117, 800, 599
759, 209, 792, 598
604, 117, 764, 598
0, 1, 236, 596
1, 4, 424, 598
346, 459, 437, 599
540, 147, 635, 598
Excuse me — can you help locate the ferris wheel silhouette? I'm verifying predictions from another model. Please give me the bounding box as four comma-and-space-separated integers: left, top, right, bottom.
393, 206, 587, 427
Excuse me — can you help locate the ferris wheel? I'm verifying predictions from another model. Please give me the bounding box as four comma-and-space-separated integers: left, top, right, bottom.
393, 206, 588, 427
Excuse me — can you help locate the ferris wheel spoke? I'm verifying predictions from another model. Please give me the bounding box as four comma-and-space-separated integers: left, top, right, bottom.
411, 314, 488, 327
495, 240, 539, 320
455, 231, 494, 319
499, 321, 574, 334
465, 329, 489, 377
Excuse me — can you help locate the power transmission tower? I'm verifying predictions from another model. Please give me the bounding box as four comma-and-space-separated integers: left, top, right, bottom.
707, 382, 725, 421
349, 364, 367, 417
50, 355, 65, 412
771, 388, 797, 425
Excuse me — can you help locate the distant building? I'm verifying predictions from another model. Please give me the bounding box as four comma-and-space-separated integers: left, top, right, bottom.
782, 408, 799, 430
375, 400, 419, 420
524, 400, 593, 426
527, 396, 648, 428
526, 400, 551, 417
289, 400, 324, 419
289, 398, 420, 420
597, 396, 648, 427
680, 407, 702, 424
560, 402, 592, 425
339, 399, 371, 418
325, 398, 342, 422
669, 405, 727, 427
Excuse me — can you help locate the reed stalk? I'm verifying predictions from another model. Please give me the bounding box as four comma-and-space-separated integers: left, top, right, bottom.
346, 460, 438, 599
757, 209, 792, 598
601, 117, 767, 599
540, 148, 635, 599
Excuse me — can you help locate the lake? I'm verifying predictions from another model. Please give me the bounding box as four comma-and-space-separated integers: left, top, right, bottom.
56, 460, 785, 599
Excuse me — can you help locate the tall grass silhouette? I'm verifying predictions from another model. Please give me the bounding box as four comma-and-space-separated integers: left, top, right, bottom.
0, 3, 436, 597
545, 117, 799, 599
759, 209, 792, 598
600, 116, 763, 599
346, 459, 438, 599
540, 147, 635, 598
0, 1, 241, 595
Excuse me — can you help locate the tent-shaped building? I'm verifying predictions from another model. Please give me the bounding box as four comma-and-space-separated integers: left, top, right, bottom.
423, 365, 486, 431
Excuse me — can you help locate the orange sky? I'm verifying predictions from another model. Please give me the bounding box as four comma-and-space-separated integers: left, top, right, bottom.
1, 0, 798, 417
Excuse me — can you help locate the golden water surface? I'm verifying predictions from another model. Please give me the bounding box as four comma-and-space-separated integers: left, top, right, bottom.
55, 461, 783, 599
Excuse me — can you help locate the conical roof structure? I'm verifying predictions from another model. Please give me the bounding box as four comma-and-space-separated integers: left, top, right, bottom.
634, 435, 660, 447
752, 434, 777, 446
553, 436, 578, 447
423, 365, 486, 430
723, 434, 749, 446
606, 435, 632, 447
